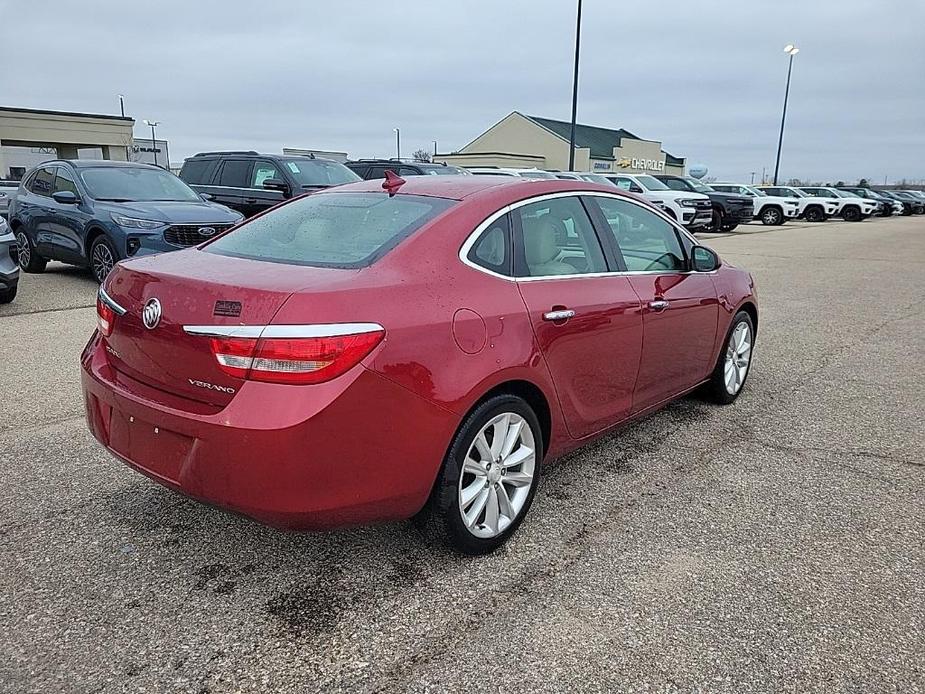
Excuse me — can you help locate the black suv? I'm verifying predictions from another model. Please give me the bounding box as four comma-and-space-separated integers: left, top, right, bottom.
179, 151, 360, 218
346, 159, 470, 179
654, 175, 754, 232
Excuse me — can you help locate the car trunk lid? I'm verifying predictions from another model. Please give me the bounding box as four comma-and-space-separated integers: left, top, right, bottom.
101, 249, 356, 406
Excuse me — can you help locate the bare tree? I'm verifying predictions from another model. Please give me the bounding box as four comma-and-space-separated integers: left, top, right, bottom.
412, 149, 432, 163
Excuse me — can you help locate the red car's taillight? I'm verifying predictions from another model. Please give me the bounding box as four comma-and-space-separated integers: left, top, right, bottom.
210, 330, 384, 385
97, 296, 116, 337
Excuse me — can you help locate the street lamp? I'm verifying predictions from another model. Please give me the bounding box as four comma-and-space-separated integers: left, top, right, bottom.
773, 44, 800, 185
118, 94, 125, 118
393, 128, 401, 160
143, 120, 160, 168
567, 0, 583, 171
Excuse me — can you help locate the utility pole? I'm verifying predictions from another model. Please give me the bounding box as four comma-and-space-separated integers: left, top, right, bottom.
773, 45, 800, 185
567, 0, 583, 171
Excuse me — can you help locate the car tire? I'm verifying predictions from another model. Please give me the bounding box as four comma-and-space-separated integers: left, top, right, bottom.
89, 236, 118, 284
842, 206, 861, 222
710, 210, 724, 233
414, 394, 543, 555
0, 285, 16, 304
760, 206, 783, 225
804, 206, 824, 222
15, 230, 46, 273
705, 310, 755, 405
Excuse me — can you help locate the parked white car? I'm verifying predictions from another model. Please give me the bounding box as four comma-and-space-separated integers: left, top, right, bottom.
797, 187, 878, 222
604, 173, 712, 229
711, 183, 802, 224
755, 185, 839, 222
466, 167, 557, 179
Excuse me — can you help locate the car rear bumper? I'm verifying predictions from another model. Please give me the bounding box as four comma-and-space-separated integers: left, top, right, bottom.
81, 331, 457, 530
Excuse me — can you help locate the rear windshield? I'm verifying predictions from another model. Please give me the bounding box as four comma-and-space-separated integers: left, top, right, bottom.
205, 192, 455, 268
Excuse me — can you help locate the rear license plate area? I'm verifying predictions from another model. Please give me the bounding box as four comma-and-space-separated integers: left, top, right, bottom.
108, 411, 192, 483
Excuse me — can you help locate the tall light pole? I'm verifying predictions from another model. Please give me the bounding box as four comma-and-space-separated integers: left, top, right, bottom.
433, 140, 438, 157
143, 120, 160, 167
773, 44, 799, 185
118, 94, 125, 118
567, 0, 583, 171
394, 128, 401, 160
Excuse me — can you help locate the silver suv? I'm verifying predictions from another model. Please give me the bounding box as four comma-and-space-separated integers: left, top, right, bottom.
0, 180, 18, 219
0, 215, 19, 303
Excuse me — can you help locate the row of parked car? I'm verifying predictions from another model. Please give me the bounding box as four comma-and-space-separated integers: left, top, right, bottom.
1, 149, 922, 306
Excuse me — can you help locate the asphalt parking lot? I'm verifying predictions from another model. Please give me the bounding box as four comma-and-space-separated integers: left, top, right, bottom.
1, 216, 923, 694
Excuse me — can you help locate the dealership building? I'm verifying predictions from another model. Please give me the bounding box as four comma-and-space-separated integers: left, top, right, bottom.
437, 111, 686, 175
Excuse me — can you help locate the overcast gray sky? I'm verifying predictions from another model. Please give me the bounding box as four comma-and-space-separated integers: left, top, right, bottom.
2, 0, 923, 183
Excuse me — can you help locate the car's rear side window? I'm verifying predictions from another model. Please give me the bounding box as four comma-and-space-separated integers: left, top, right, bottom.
180, 159, 215, 185
205, 192, 455, 268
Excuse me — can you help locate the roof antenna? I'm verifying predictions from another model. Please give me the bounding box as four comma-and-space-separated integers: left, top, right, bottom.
382, 169, 405, 196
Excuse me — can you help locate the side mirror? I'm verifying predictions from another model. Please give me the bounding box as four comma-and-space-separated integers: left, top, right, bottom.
691, 245, 720, 272
200, 192, 214, 202
262, 178, 290, 195
52, 191, 79, 204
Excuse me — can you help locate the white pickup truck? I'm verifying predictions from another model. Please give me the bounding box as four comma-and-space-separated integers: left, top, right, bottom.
797, 187, 878, 221
604, 173, 712, 229
754, 185, 839, 222
710, 183, 801, 225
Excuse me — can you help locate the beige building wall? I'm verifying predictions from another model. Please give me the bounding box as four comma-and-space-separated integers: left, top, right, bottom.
437, 152, 546, 169
0, 108, 133, 176
455, 112, 591, 171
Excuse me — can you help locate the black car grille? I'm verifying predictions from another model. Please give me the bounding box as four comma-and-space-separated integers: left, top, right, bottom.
163, 224, 233, 247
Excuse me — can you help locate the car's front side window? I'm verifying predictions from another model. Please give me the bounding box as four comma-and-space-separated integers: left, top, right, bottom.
514, 196, 606, 278
594, 196, 685, 273
251, 161, 281, 188
53, 168, 79, 195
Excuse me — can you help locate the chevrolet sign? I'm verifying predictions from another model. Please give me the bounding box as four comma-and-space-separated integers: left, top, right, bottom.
617, 157, 666, 172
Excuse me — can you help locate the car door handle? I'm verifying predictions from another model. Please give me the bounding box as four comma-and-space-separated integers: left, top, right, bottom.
543, 309, 575, 322
649, 300, 669, 312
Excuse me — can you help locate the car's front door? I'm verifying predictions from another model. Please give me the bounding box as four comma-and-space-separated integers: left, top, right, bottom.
590, 195, 719, 412
244, 159, 286, 217
513, 194, 644, 439
48, 166, 92, 264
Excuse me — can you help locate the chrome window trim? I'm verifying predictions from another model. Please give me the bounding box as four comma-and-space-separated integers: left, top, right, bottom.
458, 190, 703, 283
183, 322, 384, 339
98, 286, 127, 316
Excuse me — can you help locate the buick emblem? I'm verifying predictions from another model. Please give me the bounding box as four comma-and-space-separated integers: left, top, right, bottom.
198, 226, 217, 237
142, 298, 162, 330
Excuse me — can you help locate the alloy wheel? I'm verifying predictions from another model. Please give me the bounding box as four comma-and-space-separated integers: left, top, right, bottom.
91, 242, 115, 283
724, 321, 752, 395
458, 412, 536, 539
762, 209, 781, 225
16, 232, 30, 268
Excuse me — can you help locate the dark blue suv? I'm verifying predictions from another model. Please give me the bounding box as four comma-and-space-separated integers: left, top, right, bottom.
9, 160, 243, 283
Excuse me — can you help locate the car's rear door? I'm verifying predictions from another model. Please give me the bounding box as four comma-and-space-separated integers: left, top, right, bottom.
513, 193, 643, 439
209, 159, 254, 216
27, 166, 60, 258
589, 194, 719, 412
49, 166, 93, 264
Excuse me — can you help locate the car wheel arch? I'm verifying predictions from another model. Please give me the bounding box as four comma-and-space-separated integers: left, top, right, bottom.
460, 379, 552, 458
738, 300, 758, 336
85, 226, 111, 258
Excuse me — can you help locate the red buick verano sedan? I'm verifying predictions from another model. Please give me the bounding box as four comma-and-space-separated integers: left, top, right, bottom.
82, 175, 757, 554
